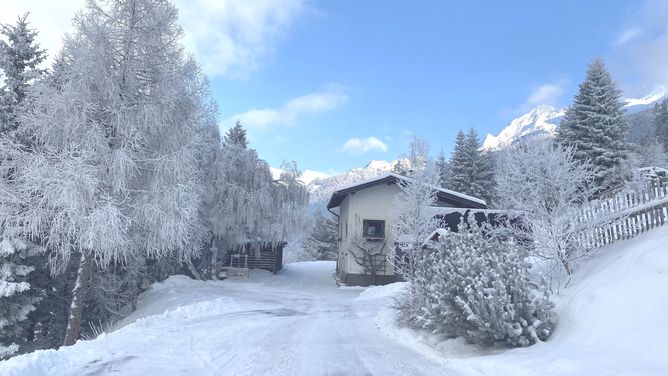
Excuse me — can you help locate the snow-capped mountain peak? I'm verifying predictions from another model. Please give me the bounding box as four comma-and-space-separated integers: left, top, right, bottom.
624, 87, 666, 111
483, 105, 565, 151
306, 159, 398, 205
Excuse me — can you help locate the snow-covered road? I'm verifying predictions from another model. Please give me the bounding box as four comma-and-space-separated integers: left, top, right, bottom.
0, 262, 460, 376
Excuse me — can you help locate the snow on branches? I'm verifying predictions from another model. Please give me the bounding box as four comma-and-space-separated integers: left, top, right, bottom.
405, 220, 553, 347
0, 237, 40, 359
495, 138, 597, 279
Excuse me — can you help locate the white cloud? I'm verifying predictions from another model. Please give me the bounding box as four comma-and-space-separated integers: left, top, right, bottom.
507, 81, 567, 116
0, 0, 306, 78
226, 86, 348, 130
339, 137, 389, 155
525, 83, 566, 107
173, 0, 306, 78
612, 0, 668, 90
615, 27, 643, 46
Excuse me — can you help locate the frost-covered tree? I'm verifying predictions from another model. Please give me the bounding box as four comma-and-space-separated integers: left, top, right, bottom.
558, 59, 629, 192
224, 120, 248, 149
463, 128, 495, 203
405, 220, 553, 347
393, 136, 430, 176
390, 137, 440, 281
300, 211, 337, 261
0, 13, 46, 133
446, 128, 494, 203
637, 139, 668, 168
197, 139, 308, 279
495, 138, 597, 278
0, 237, 41, 359
653, 99, 668, 153
8, 0, 209, 345
446, 130, 468, 191
434, 149, 449, 188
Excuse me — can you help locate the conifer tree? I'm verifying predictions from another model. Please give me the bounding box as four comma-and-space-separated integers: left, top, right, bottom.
653, 99, 668, 154
0, 238, 41, 359
434, 149, 449, 188
558, 59, 629, 192
446, 130, 468, 192
0, 13, 46, 133
446, 128, 494, 203
464, 128, 495, 203
224, 120, 248, 149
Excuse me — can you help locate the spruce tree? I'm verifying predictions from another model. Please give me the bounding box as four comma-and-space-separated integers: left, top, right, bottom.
558, 59, 629, 192
0, 238, 41, 359
434, 149, 449, 188
653, 99, 668, 154
446, 130, 468, 192
446, 128, 494, 204
0, 13, 46, 133
464, 128, 495, 203
224, 120, 248, 149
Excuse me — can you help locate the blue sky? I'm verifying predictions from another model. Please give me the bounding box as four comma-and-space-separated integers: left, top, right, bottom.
2, 0, 668, 177
210, 1, 668, 176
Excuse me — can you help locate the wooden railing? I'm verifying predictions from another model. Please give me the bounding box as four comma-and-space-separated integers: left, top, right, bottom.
575, 178, 668, 249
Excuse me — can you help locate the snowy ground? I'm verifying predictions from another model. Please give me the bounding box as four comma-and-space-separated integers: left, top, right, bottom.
2, 228, 667, 376
0, 262, 459, 375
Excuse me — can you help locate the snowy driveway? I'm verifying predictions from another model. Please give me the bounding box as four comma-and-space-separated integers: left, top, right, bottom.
1, 262, 460, 376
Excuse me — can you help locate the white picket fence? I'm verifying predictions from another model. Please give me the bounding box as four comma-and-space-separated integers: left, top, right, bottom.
575, 178, 668, 249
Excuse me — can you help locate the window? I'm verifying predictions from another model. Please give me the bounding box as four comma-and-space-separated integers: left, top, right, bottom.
363, 220, 385, 239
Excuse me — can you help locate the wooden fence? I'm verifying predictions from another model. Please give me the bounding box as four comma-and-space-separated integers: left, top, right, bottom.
575, 177, 668, 249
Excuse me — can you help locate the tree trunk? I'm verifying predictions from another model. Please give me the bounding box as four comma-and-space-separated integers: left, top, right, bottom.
63, 250, 94, 346
209, 237, 218, 280
186, 257, 202, 280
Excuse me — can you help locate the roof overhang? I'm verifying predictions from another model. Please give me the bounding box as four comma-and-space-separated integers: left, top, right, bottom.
326, 174, 487, 210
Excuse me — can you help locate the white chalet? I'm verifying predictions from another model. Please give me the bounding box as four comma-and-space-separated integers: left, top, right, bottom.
326, 173, 487, 286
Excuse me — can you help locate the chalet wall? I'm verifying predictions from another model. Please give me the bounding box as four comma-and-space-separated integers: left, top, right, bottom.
337, 184, 400, 278
335, 181, 464, 285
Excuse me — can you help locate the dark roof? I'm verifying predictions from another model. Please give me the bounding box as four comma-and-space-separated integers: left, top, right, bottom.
326, 173, 487, 210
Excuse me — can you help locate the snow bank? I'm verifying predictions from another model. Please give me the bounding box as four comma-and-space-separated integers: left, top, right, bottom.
355, 281, 407, 301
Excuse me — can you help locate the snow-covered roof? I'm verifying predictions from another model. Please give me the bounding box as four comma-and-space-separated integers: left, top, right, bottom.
421, 206, 523, 217
326, 173, 487, 210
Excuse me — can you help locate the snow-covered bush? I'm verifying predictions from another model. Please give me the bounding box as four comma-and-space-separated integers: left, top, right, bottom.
405, 220, 553, 347
0, 237, 41, 359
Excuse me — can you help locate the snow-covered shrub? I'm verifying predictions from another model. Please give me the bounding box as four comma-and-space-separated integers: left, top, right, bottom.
0, 237, 41, 359
408, 220, 553, 347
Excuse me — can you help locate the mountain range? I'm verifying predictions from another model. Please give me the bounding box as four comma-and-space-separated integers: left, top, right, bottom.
306, 160, 398, 205
304, 90, 666, 206
482, 89, 666, 151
